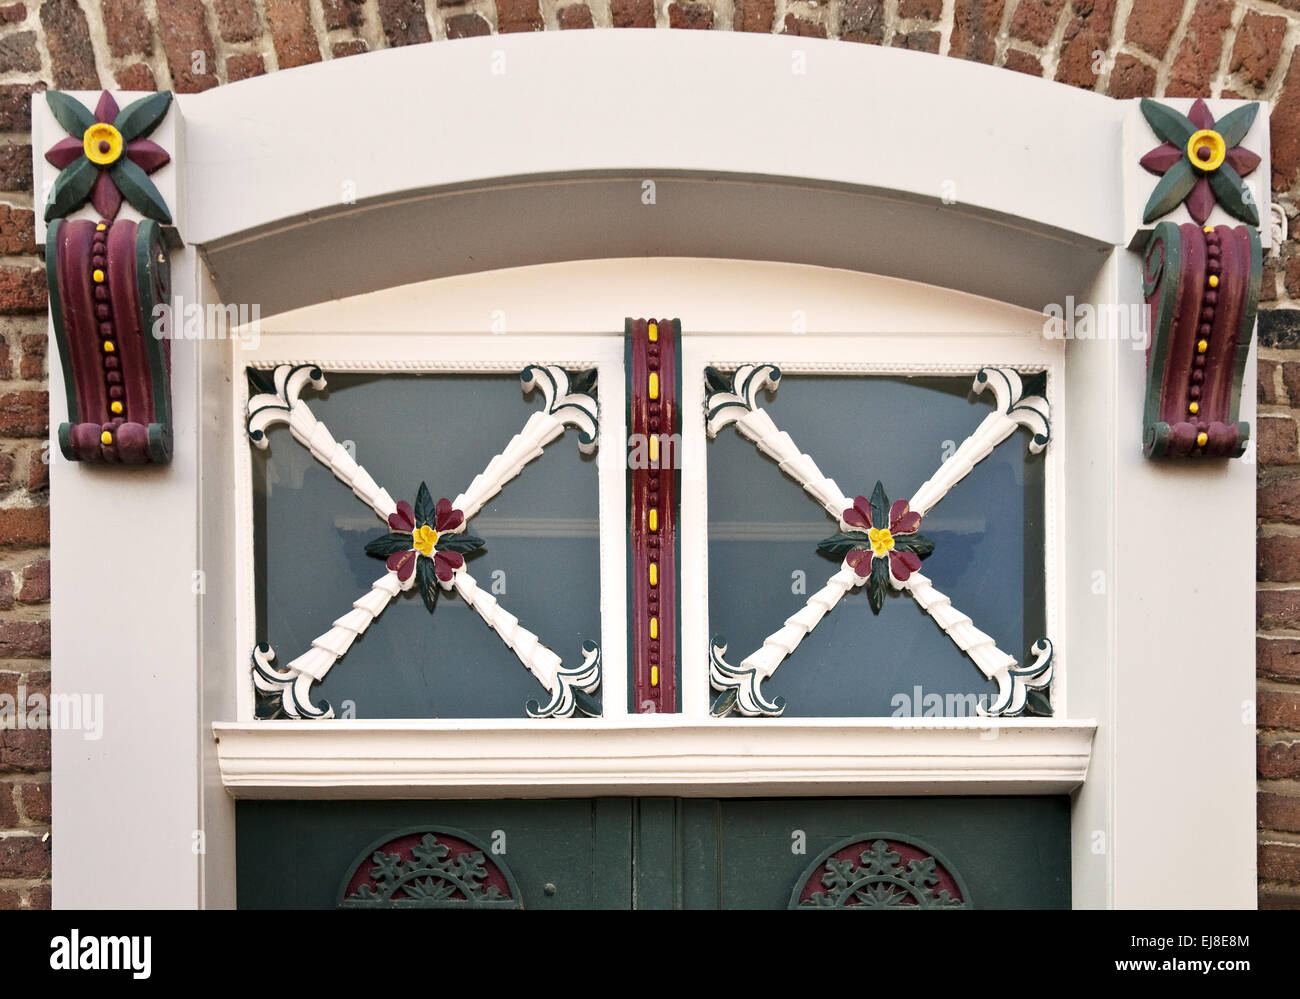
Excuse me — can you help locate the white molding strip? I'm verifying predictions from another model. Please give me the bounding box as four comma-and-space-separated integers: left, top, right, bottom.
213, 718, 1096, 799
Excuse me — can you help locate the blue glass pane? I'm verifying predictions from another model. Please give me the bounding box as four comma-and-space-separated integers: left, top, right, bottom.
707, 375, 1045, 718
253, 373, 600, 719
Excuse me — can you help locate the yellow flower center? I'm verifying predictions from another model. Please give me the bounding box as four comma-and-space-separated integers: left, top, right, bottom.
1186, 129, 1226, 173
412, 524, 438, 557
868, 527, 895, 558
83, 122, 123, 166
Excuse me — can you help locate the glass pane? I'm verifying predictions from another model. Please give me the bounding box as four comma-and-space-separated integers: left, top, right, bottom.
707, 374, 1045, 718
253, 372, 600, 719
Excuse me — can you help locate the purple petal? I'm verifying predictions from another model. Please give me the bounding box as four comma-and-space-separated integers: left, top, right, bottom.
434, 549, 463, 582
388, 500, 415, 532
90, 171, 122, 220
386, 549, 417, 582
94, 91, 120, 124
435, 498, 464, 533
888, 549, 921, 581
1188, 98, 1214, 131
845, 549, 873, 578
1225, 147, 1260, 177
889, 499, 921, 535
45, 136, 85, 169
125, 138, 170, 173
1139, 143, 1183, 175
843, 495, 872, 530
1186, 176, 1214, 225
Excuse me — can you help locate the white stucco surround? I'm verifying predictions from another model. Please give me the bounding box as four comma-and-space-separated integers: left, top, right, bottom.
38, 31, 1260, 909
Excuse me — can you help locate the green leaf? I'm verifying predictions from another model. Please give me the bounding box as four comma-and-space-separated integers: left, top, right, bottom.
109, 158, 172, 223
246, 367, 276, 397
817, 531, 870, 557
45, 91, 95, 138
894, 533, 934, 559
113, 91, 173, 142
414, 482, 435, 527
704, 366, 731, 395
573, 689, 602, 717
710, 688, 738, 718
437, 533, 485, 554
568, 367, 597, 397
44, 157, 97, 222
867, 557, 889, 615
869, 481, 889, 532
1212, 103, 1258, 148
1140, 99, 1196, 148
1142, 158, 1197, 224
1208, 162, 1260, 226
416, 556, 439, 613
1025, 689, 1053, 717
365, 533, 413, 558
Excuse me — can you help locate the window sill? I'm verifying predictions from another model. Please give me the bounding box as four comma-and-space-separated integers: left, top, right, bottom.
213, 717, 1096, 799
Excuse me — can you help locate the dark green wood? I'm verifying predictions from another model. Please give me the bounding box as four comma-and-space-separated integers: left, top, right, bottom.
592, 798, 633, 910
109, 158, 172, 224
112, 91, 172, 142
1213, 103, 1258, 149
633, 798, 681, 910
45, 157, 97, 222
681, 799, 722, 910
1140, 98, 1196, 147
1143, 159, 1197, 224
1229, 226, 1262, 425
1208, 162, 1260, 226
45, 91, 95, 138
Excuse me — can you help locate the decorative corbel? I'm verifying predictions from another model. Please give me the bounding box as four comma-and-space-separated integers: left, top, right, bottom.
1134, 98, 1264, 460
40, 90, 176, 464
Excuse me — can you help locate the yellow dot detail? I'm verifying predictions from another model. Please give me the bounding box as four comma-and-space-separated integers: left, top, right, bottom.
1186, 128, 1226, 173
103, 341, 115, 353
650, 617, 658, 641
1197, 339, 1208, 354
1208, 274, 1219, 288
649, 372, 659, 400
95, 223, 107, 232
649, 434, 659, 464
648, 322, 658, 342
650, 665, 659, 687
100, 430, 112, 445
92, 269, 104, 283
1197, 432, 1209, 447
82, 122, 124, 167
1188, 401, 1199, 415
110, 401, 122, 414
649, 562, 658, 586
1204, 226, 1214, 234
648, 508, 658, 532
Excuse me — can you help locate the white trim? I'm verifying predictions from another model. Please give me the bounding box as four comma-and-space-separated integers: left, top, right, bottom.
213, 718, 1097, 798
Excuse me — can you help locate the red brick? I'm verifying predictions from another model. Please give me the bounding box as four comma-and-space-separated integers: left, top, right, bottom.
950, 0, 1004, 62
265, 0, 320, 68
0, 268, 45, 314
1003, 50, 1043, 78
100, 0, 153, 57
1260, 888, 1300, 909
156, 0, 219, 92
1055, 0, 1115, 92
733, 0, 772, 33
26, 452, 45, 493
898, 0, 941, 17
322, 0, 364, 30
18, 782, 48, 823
1260, 841, 1300, 883
1282, 360, 1300, 404
0, 4, 25, 24
1261, 358, 1281, 403
892, 30, 939, 53
378, 0, 431, 44
0, 887, 21, 909
1230, 11, 1286, 91
496, 0, 541, 32
444, 11, 488, 37
1261, 258, 1279, 303
782, 13, 826, 38
215, 0, 260, 41
331, 40, 368, 58
0, 621, 49, 657
1260, 416, 1300, 466
40, 0, 97, 88
0, 785, 18, 826
0, 144, 31, 194
1285, 256, 1300, 300
0, 670, 17, 697
0, 392, 45, 437
0, 568, 12, 609
1259, 637, 1300, 680
1258, 535, 1300, 582
1259, 687, 1300, 729
23, 671, 48, 700
0, 206, 34, 257
1274, 58, 1300, 192
1125, 0, 1181, 59
1167, 0, 1233, 98
0, 507, 48, 547
1259, 588, 1300, 630
668, 2, 711, 29
0, 84, 40, 133
0, 833, 48, 879
558, 4, 593, 28
114, 62, 157, 90
0, 451, 14, 494
611, 0, 653, 28
226, 52, 264, 80
1261, 473, 1300, 524
1259, 791, 1300, 832
18, 333, 43, 381
1009, 0, 1063, 46
1261, 740, 1300, 777
17, 559, 46, 604
840, 0, 884, 44
27, 882, 48, 908
1107, 52, 1156, 99
0, 32, 38, 75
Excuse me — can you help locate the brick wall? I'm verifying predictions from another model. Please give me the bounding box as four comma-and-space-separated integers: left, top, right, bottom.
0, 0, 1294, 909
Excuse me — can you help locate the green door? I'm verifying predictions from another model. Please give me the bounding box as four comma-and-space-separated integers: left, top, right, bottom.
236, 795, 1070, 909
